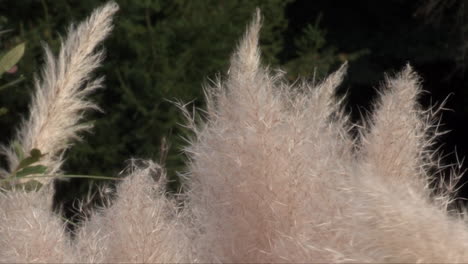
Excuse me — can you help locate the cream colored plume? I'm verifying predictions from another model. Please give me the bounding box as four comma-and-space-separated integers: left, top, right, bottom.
75, 161, 191, 263
0, 2, 118, 183
184, 10, 468, 263
185, 10, 358, 262
340, 67, 468, 262
0, 187, 75, 263
0, 2, 118, 263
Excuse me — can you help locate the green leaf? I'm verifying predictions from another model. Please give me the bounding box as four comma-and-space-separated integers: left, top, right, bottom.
0, 75, 25, 92
15, 165, 47, 178
12, 141, 25, 161
17, 156, 39, 170
16, 148, 45, 170
0, 42, 25, 76
28, 174, 121, 181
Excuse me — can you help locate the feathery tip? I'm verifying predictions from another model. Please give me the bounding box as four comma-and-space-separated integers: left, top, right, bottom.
99, 1, 120, 14
229, 9, 263, 77
329, 61, 348, 85
388, 64, 421, 99
314, 61, 348, 102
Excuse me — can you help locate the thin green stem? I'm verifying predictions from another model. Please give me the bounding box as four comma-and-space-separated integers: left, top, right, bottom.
0, 75, 25, 91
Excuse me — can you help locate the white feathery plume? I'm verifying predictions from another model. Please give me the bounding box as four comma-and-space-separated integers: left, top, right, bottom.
0, 3, 118, 263
359, 66, 433, 193
0, 2, 118, 183
75, 161, 191, 263
341, 66, 468, 262
0, 186, 75, 263
185, 10, 359, 262
185, 11, 288, 262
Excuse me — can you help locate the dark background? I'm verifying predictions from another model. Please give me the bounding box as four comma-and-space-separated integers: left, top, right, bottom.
0, 0, 466, 212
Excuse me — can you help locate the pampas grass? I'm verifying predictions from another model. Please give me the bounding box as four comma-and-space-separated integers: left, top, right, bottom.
75, 161, 191, 263
340, 67, 468, 262
0, 186, 74, 263
2, 3, 468, 263
0, 2, 118, 182
184, 10, 468, 263
0, 2, 118, 263
184, 11, 356, 262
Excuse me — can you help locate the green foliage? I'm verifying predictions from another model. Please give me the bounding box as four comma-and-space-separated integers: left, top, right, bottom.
16, 148, 45, 169
0, 143, 121, 192
0, 147, 46, 191
285, 14, 367, 81
0, 41, 25, 117
0, 42, 24, 76
15, 165, 47, 178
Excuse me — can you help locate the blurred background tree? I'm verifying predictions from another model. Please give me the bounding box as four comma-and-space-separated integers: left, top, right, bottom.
0, 0, 466, 212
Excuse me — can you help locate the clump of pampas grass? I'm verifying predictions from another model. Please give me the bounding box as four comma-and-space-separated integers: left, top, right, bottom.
184, 11, 356, 262
184, 10, 468, 263
2, 2, 468, 263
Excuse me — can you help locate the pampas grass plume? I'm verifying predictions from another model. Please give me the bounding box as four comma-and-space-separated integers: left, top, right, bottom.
342, 67, 468, 262
186, 10, 356, 262
0, 3, 118, 263
1, 2, 118, 182
75, 161, 191, 263
0, 187, 74, 263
